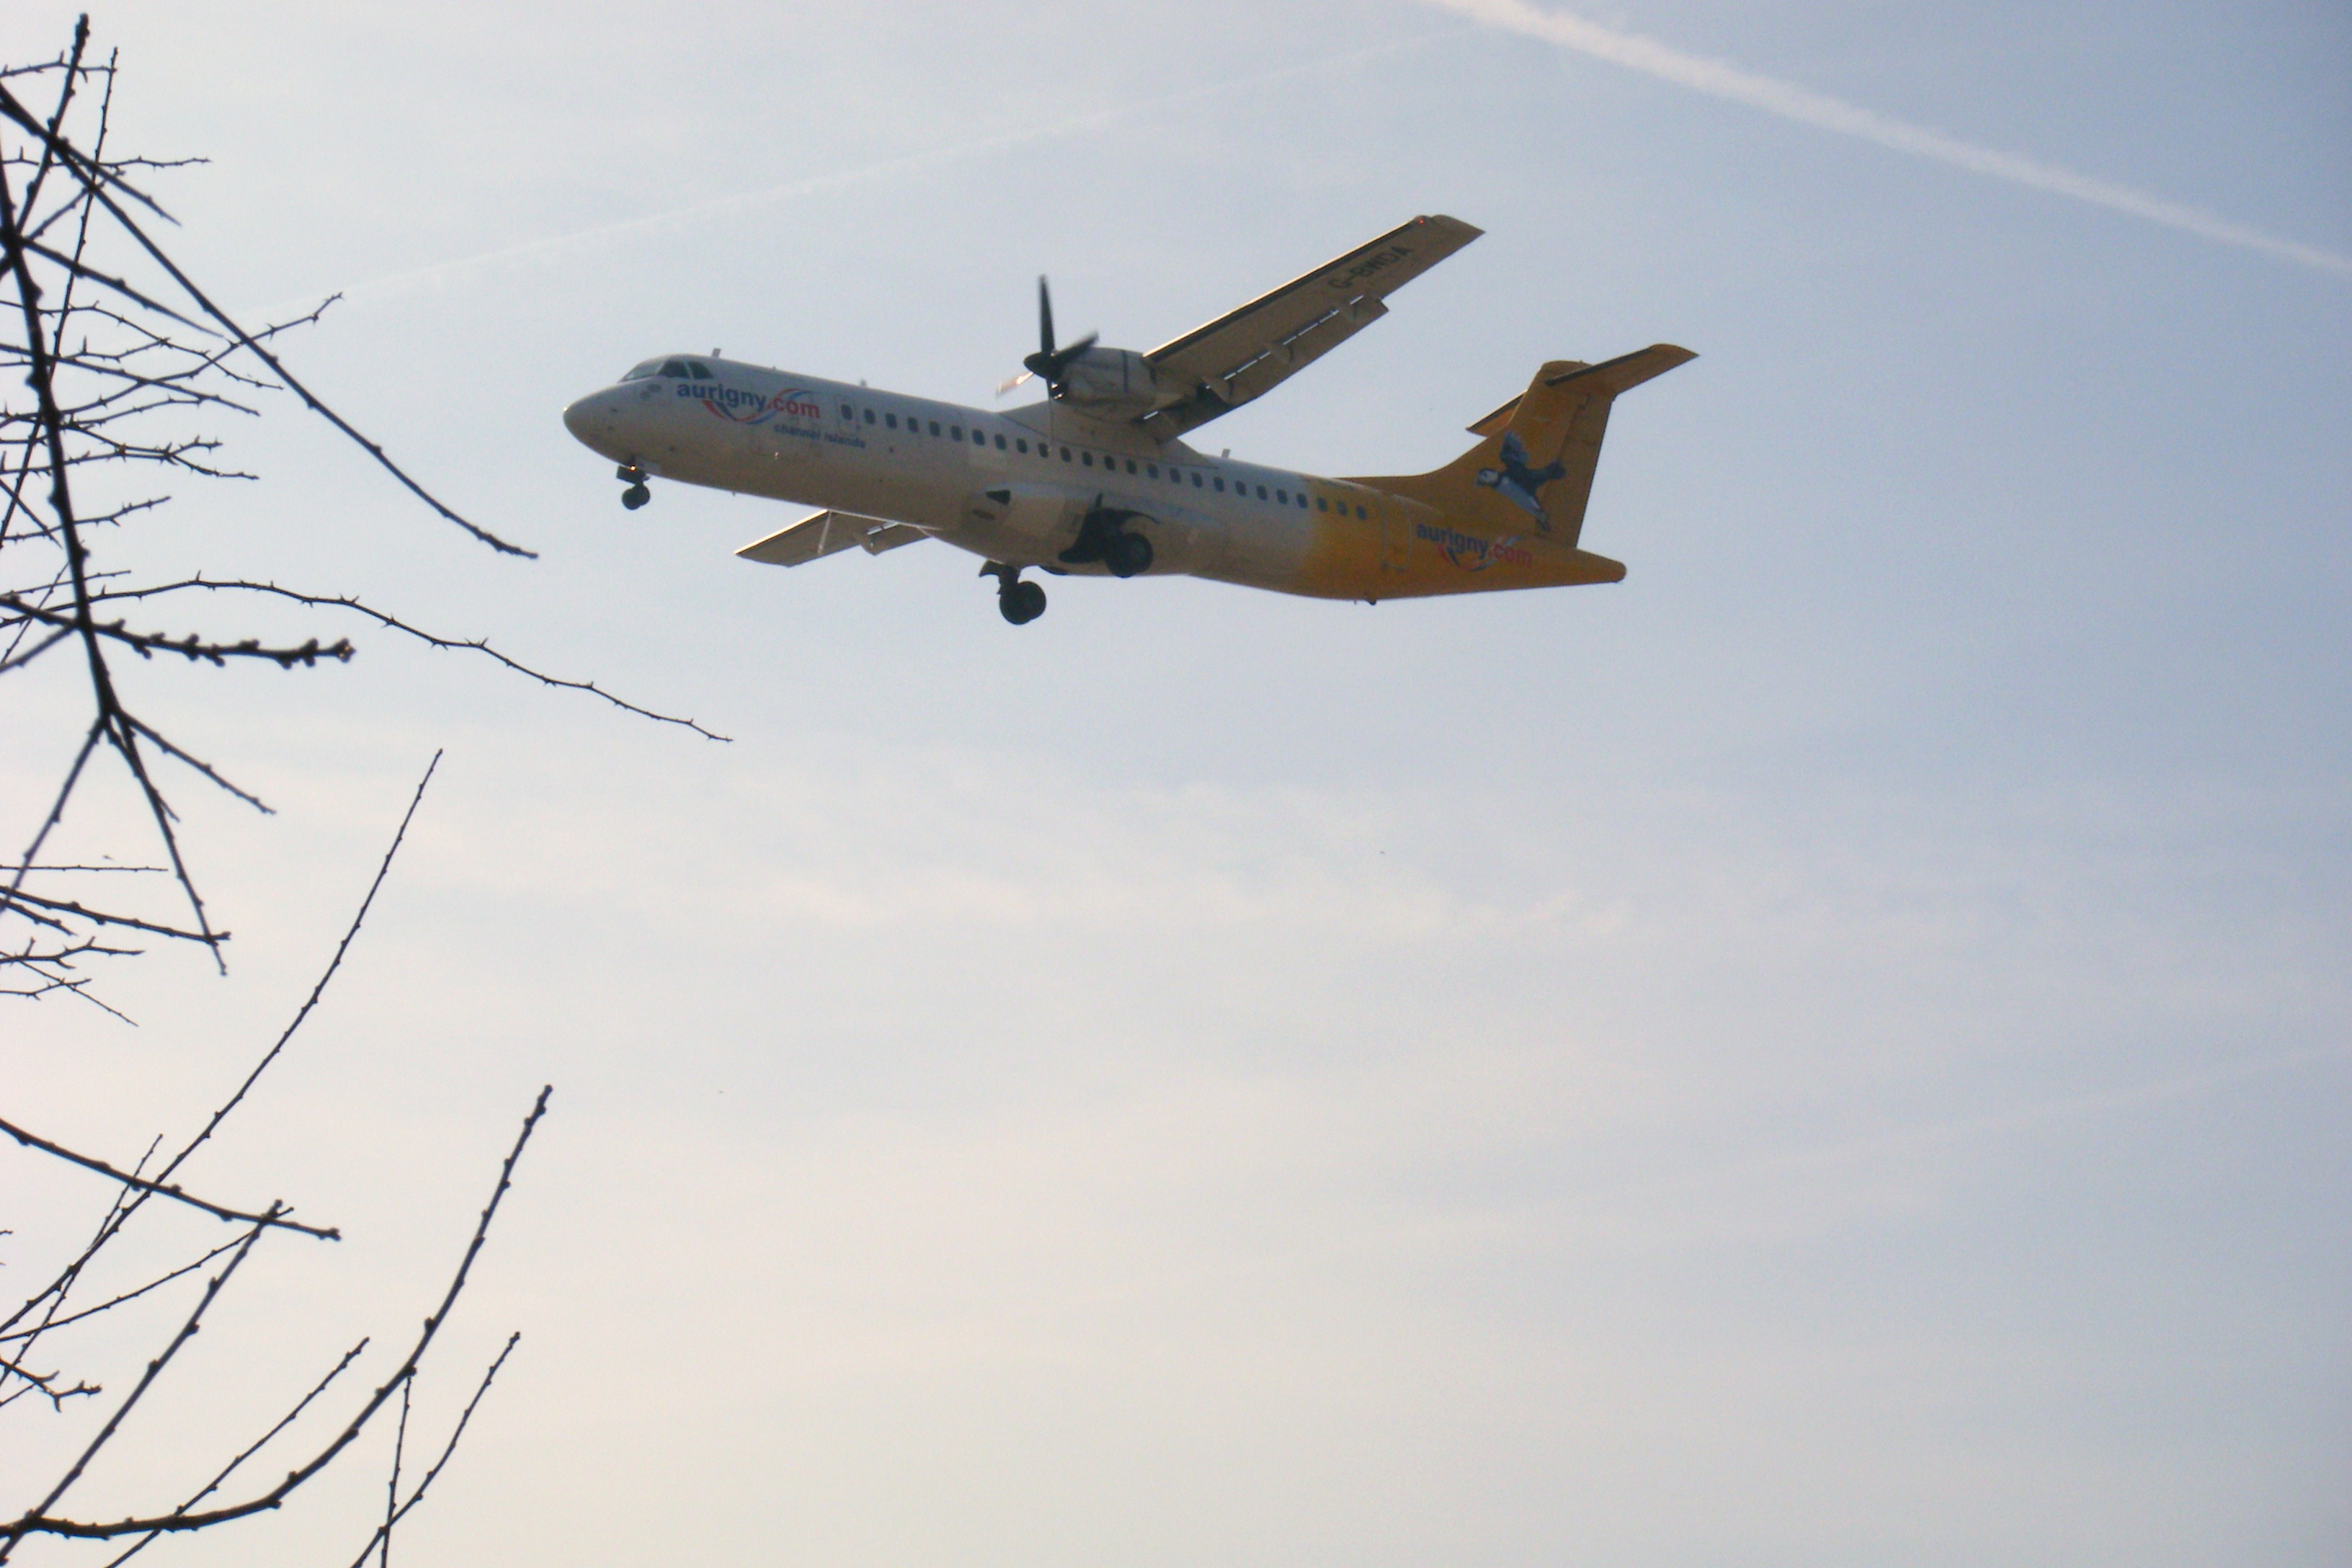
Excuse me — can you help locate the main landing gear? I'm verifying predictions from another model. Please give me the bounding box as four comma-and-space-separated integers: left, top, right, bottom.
982, 561, 1047, 625
616, 462, 650, 510
1057, 499, 1155, 578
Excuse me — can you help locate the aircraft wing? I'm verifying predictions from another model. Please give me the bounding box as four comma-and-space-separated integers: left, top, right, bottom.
737, 509, 927, 566
1133, 213, 1483, 442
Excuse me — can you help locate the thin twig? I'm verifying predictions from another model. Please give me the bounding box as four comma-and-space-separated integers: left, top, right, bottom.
97, 578, 731, 739
0, 754, 438, 1358
0, 1116, 337, 1239
2, 1085, 554, 1544
99, 1338, 370, 1568
0, 1235, 244, 1342
0, 1219, 272, 1560
340, 1333, 520, 1568
380, 1378, 409, 1568
0, 83, 535, 557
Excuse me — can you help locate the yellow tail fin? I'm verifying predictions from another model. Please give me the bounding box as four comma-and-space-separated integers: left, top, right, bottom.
1352, 344, 1694, 547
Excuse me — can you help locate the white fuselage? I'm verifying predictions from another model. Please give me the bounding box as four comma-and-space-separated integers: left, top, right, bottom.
561, 355, 1423, 594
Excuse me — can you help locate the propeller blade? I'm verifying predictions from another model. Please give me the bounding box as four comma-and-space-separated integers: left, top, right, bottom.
1015, 277, 1097, 398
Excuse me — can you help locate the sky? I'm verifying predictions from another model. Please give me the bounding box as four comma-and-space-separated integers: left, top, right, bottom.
4, 1, 2348, 1564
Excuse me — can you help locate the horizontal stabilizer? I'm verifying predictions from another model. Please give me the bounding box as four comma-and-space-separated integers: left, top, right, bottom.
1546, 344, 1697, 397
736, 510, 928, 567
1465, 346, 1693, 435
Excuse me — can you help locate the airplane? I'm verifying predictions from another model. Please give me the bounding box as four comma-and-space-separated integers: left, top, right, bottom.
561, 215, 1693, 625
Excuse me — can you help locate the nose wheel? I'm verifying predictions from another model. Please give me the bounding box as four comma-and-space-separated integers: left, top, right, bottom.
616, 463, 650, 510
982, 561, 1047, 625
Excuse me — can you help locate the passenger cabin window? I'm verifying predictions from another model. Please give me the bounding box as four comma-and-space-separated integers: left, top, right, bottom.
863, 409, 876, 424
1061, 446, 1072, 461
1146, 465, 1159, 478
1296, 493, 1308, 509
886, 413, 898, 429
1213, 478, 1225, 492
1255, 485, 1268, 499
839, 404, 853, 419
1315, 496, 1327, 512
928, 420, 940, 436
1082, 452, 1094, 466
1191, 473, 1203, 488
1124, 459, 1136, 474
1355, 504, 1368, 519
1016, 439, 1028, 453
994, 434, 1006, 450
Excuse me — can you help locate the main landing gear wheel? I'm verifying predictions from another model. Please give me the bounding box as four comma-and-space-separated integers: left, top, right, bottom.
999, 580, 1047, 625
982, 561, 1048, 625
1105, 530, 1154, 579
616, 462, 650, 510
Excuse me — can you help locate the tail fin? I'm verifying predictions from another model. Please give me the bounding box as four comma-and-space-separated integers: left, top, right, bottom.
1352, 344, 1694, 546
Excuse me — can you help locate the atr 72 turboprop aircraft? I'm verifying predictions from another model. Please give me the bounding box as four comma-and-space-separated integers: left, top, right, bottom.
561, 215, 1692, 625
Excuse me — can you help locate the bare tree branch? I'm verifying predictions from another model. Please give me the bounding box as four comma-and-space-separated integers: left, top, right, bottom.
0, 752, 438, 1380
161, 750, 438, 1175
380, 1377, 409, 1568
4, 1086, 553, 1545
4, 35, 610, 1559
1, 1218, 272, 1559
342, 1333, 520, 1568
0, 1235, 243, 1343
99, 1337, 370, 1568
2, 591, 357, 667
4, 53, 718, 989
0, 1116, 339, 1239
0, 83, 535, 558
0, 883, 223, 942
99, 577, 732, 739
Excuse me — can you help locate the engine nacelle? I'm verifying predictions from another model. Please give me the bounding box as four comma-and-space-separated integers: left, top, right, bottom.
1056, 346, 1186, 417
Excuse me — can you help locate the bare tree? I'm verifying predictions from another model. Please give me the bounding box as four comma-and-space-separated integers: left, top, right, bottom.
2, 19, 711, 1559
3, 749, 561, 1563
1, 19, 721, 1011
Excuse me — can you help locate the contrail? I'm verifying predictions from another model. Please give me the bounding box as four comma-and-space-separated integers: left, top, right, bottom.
1426, 0, 2352, 280
251, 35, 1445, 320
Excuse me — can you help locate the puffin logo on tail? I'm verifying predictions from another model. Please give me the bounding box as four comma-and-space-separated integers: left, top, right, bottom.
1473, 429, 1569, 530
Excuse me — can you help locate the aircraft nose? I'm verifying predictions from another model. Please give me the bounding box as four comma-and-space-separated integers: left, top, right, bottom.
561, 391, 605, 442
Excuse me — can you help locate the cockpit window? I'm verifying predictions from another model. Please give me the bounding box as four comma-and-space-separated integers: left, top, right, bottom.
622, 359, 663, 382
659, 359, 691, 378
687, 362, 716, 380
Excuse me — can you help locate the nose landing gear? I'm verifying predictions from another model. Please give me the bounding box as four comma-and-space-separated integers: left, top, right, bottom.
982, 561, 1047, 625
616, 462, 650, 510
